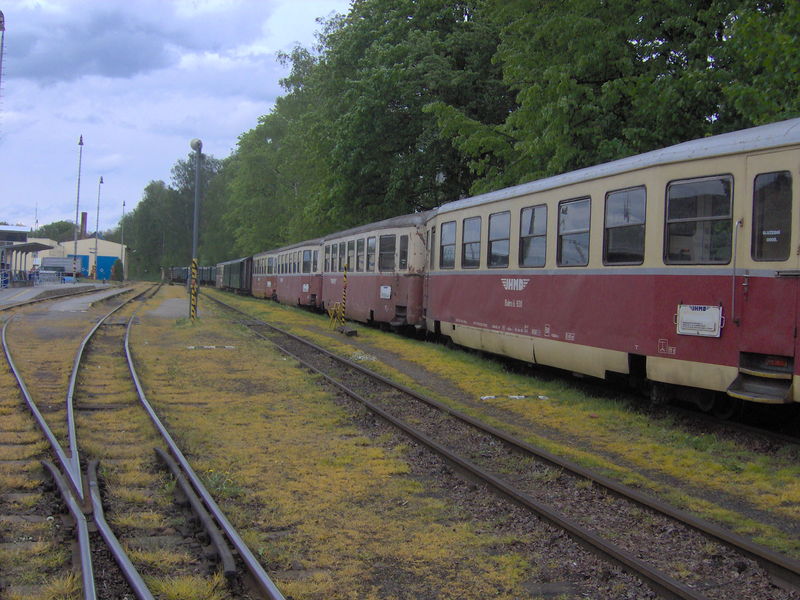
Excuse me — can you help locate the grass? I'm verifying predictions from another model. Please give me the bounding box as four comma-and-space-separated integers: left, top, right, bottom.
126, 285, 555, 598
145, 573, 231, 600
203, 288, 800, 557
4, 573, 80, 600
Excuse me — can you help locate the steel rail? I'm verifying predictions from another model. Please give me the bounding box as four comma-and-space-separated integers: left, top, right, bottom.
154, 447, 237, 578
281, 321, 800, 590
207, 293, 800, 595
42, 461, 96, 600
87, 460, 155, 600
65, 287, 137, 497
3, 285, 156, 597
2, 316, 82, 498
123, 308, 286, 600
236, 317, 710, 600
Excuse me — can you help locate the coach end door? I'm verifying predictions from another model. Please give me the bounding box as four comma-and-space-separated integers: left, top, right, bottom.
728, 152, 798, 403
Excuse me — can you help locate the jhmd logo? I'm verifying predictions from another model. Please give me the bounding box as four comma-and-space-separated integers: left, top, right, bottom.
501, 278, 530, 292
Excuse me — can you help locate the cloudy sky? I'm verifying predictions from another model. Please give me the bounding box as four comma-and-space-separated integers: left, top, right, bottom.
0, 0, 351, 233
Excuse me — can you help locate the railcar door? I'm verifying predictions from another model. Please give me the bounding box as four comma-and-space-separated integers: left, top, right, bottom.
729, 152, 799, 403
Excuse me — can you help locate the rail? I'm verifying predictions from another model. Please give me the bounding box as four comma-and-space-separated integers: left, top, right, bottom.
124, 301, 286, 599
207, 291, 800, 598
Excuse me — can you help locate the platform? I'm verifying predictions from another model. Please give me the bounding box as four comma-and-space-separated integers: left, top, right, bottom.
0, 282, 107, 306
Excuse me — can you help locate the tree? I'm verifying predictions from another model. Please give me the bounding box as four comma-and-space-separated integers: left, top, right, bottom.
33, 220, 75, 242
723, 1, 800, 124
428, 0, 746, 193
111, 258, 124, 281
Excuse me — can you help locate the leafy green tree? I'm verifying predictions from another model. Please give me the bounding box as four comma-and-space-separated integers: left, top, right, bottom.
428, 0, 744, 192
292, 0, 511, 226
33, 220, 76, 242
723, 0, 800, 124
111, 258, 124, 281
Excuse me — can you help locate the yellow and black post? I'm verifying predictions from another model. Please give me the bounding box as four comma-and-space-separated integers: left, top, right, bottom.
339, 267, 347, 329
189, 138, 203, 322
190, 258, 198, 321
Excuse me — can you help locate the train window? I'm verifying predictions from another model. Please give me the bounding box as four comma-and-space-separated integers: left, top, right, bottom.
367, 236, 376, 271
489, 211, 510, 268
347, 240, 355, 271
665, 176, 732, 264
520, 205, 547, 267
324, 246, 330, 272
338, 242, 346, 271
313, 250, 319, 272
604, 186, 646, 265
379, 235, 396, 271
752, 171, 792, 261
302, 250, 312, 273
356, 238, 365, 272
268, 257, 274, 275
399, 235, 409, 270
462, 217, 481, 268
558, 197, 591, 266
440, 221, 456, 269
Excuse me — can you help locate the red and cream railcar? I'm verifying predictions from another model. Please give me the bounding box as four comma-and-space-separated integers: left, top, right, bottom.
251, 249, 279, 299
424, 118, 800, 410
253, 240, 323, 307
321, 212, 430, 327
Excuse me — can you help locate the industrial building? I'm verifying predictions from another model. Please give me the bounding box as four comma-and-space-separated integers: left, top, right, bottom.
0, 219, 126, 287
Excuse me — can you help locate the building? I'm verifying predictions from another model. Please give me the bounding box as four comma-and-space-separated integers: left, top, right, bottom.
21, 236, 127, 280
0, 225, 53, 288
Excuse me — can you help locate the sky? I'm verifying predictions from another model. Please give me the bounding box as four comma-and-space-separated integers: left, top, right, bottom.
0, 0, 351, 233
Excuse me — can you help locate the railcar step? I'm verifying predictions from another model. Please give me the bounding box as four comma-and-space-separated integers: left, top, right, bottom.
726, 372, 792, 404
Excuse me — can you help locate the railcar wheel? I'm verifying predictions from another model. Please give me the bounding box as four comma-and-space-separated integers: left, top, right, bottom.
649, 383, 671, 407
712, 396, 742, 420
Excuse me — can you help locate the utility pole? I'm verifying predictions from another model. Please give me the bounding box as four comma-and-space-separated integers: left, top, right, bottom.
189, 138, 202, 321
72, 136, 84, 280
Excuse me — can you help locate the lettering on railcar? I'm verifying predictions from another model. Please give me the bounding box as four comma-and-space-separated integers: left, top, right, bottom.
501, 278, 530, 292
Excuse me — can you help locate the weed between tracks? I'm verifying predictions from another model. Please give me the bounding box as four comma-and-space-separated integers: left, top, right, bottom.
204, 289, 800, 558
0, 363, 74, 597
130, 286, 545, 599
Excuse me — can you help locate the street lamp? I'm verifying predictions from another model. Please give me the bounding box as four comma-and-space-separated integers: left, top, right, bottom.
72, 135, 84, 280
120, 200, 125, 281
189, 138, 202, 321
93, 176, 103, 280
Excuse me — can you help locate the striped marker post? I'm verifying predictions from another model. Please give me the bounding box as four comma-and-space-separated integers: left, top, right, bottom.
190, 258, 198, 321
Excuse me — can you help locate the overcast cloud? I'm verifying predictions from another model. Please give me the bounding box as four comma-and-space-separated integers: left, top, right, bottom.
0, 0, 350, 232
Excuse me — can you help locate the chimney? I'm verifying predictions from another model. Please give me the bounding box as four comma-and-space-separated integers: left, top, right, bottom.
80, 212, 88, 239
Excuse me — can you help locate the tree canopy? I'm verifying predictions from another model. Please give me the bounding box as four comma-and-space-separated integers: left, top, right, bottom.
95, 0, 798, 278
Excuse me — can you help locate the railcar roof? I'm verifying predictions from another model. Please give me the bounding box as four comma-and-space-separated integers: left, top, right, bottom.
321, 210, 433, 242
254, 237, 325, 257
436, 117, 800, 215
217, 256, 250, 266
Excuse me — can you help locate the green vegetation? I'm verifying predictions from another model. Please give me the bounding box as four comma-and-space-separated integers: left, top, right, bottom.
80, 0, 797, 278
207, 288, 800, 556
131, 286, 549, 598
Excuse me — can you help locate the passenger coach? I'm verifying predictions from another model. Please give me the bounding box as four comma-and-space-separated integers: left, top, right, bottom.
216, 256, 252, 294
424, 118, 800, 413
321, 212, 430, 328
252, 239, 323, 308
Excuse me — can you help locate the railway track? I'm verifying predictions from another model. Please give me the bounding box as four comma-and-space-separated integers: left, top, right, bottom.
208, 293, 800, 600
1, 286, 284, 599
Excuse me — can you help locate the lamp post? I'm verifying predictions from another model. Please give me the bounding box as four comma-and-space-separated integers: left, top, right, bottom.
93, 176, 103, 280
189, 138, 202, 321
120, 200, 125, 281
72, 135, 84, 280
